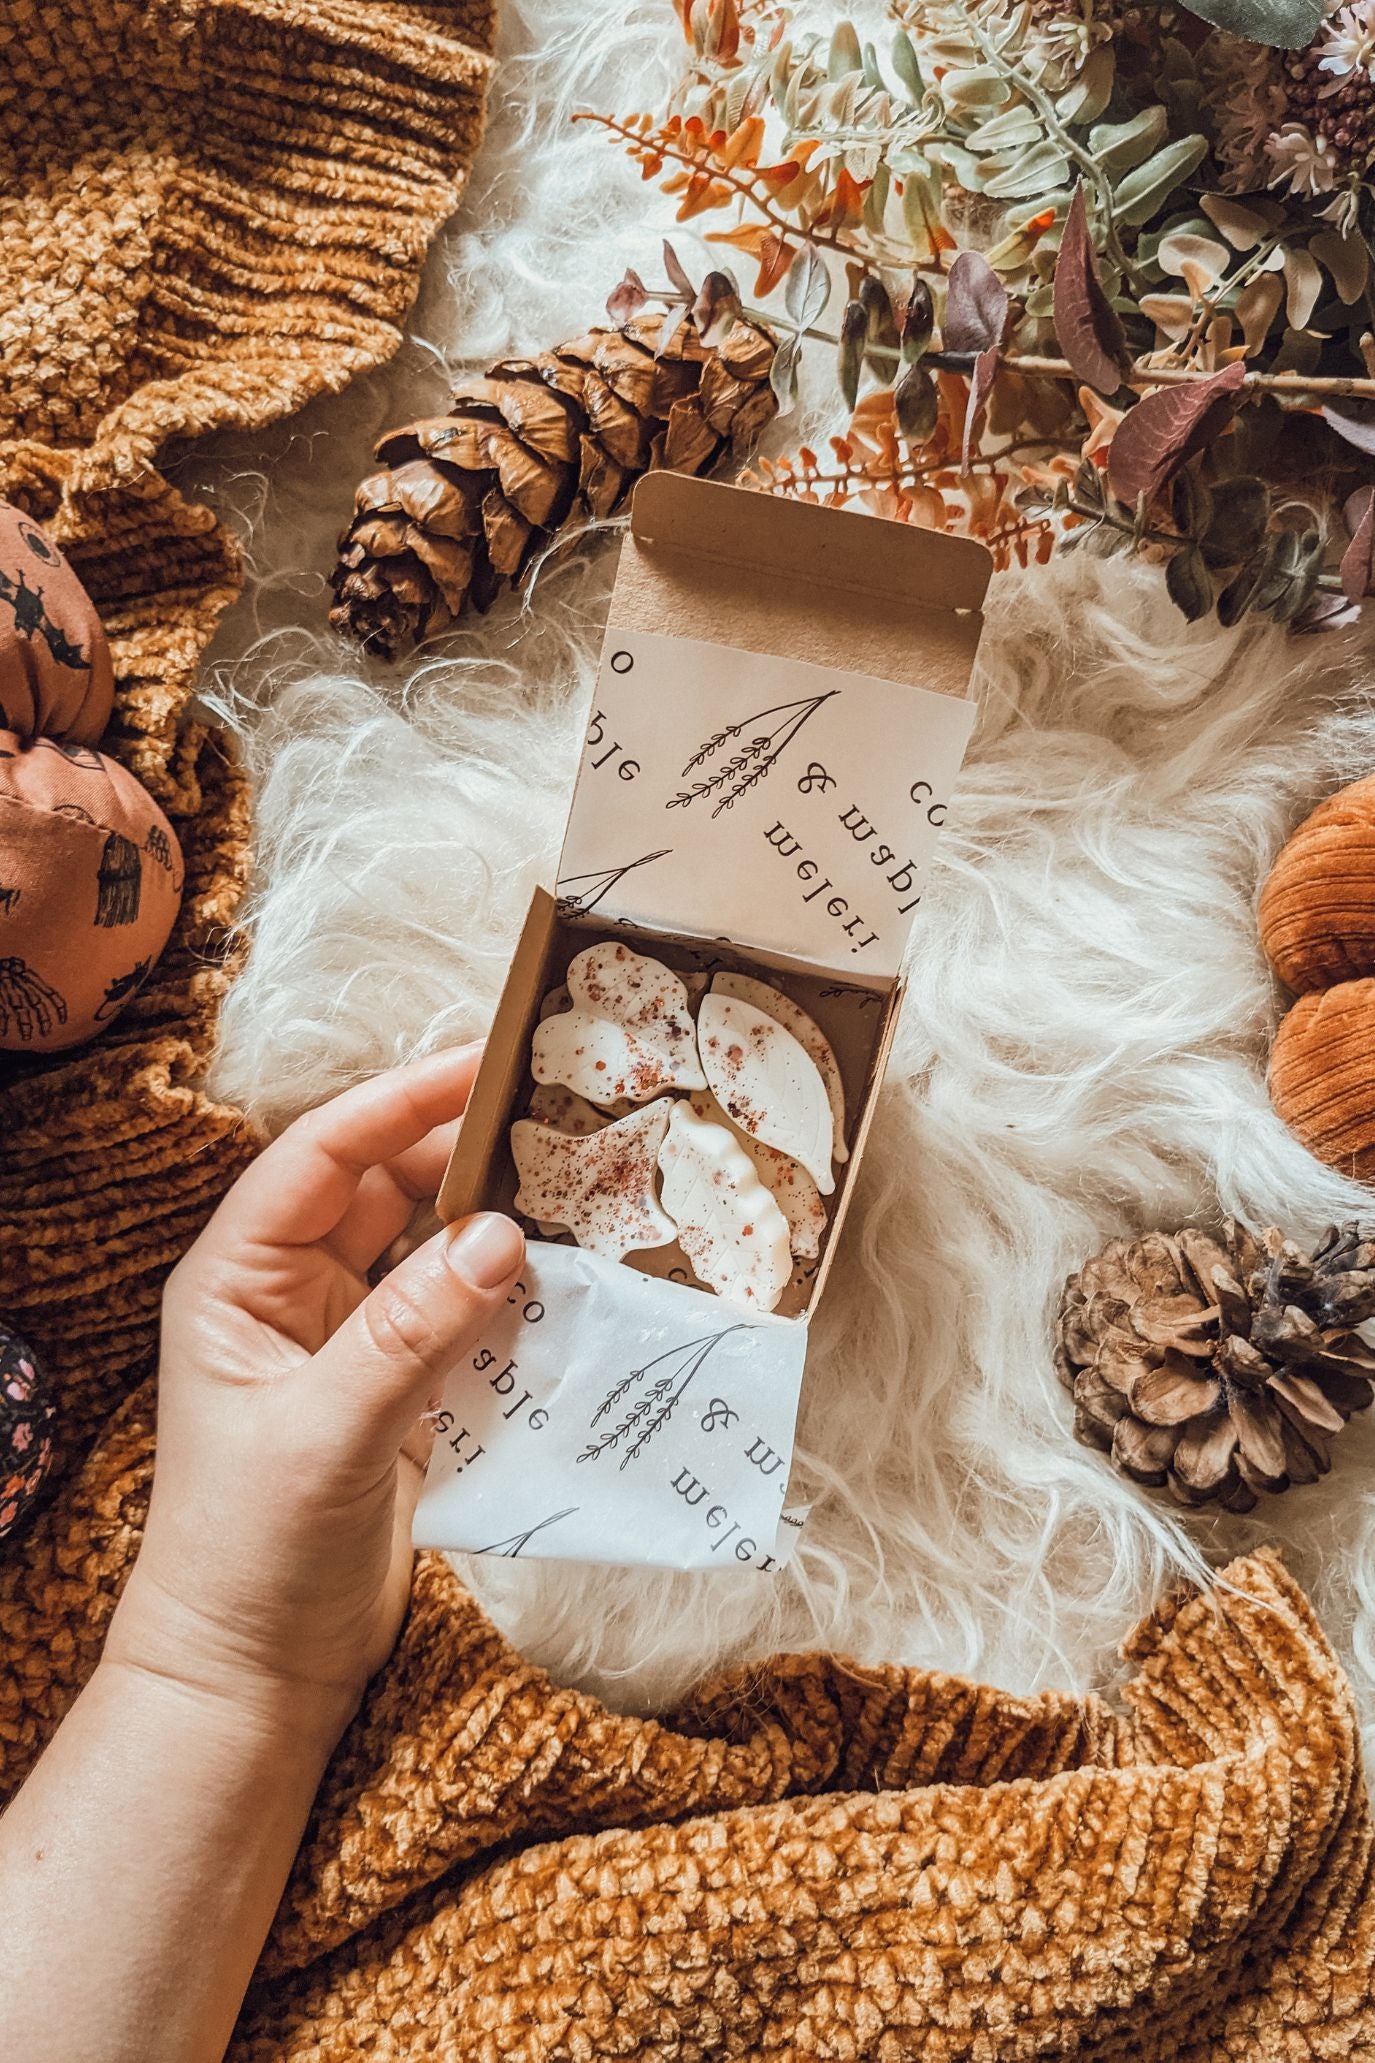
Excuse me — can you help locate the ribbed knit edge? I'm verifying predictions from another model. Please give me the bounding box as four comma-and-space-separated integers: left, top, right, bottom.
0, 0, 496, 1504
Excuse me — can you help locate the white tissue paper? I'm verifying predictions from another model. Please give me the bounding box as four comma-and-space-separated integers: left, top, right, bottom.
414, 1243, 809, 1569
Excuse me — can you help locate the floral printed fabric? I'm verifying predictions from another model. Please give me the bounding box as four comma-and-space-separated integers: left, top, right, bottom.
0, 1323, 52, 1539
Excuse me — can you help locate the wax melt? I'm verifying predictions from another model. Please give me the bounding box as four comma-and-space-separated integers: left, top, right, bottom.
511, 1100, 677, 1261
696, 991, 835, 1194
688, 1089, 826, 1261
710, 971, 848, 1163
531, 941, 705, 1108
658, 1101, 792, 1310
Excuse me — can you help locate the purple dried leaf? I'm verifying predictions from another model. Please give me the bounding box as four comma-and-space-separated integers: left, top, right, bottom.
663, 239, 696, 298
944, 251, 1010, 356
1107, 362, 1247, 510
962, 344, 1001, 471
607, 268, 650, 327
1324, 407, 1375, 455
1341, 486, 1375, 602
1053, 185, 1128, 396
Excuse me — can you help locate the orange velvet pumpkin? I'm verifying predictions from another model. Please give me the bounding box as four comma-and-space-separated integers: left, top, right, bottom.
1261, 774, 1375, 1176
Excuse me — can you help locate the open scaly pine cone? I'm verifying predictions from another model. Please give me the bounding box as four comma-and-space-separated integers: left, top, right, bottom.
330, 311, 777, 658
1055, 1220, 1375, 1511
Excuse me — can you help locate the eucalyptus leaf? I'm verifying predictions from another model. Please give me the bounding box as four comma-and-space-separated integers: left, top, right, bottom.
785, 246, 831, 330
1202, 477, 1271, 564
1113, 136, 1209, 229
1166, 546, 1214, 622
838, 301, 866, 410
863, 160, 892, 237
1174, 0, 1325, 50
1055, 44, 1114, 126
964, 106, 1044, 152
900, 158, 945, 261
939, 65, 1012, 111
983, 140, 1071, 199
860, 275, 900, 373
1217, 536, 1279, 626
1199, 193, 1272, 250
828, 20, 862, 79
1088, 106, 1169, 179
890, 26, 922, 98
770, 332, 803, 414
895, 363, 940, 441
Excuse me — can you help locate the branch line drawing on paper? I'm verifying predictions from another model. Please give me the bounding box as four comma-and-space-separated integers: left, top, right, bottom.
476, 1507, 579, 1558
556, 849, 672, 915
578, 1325, 748, 1471
668, 692, 838, 819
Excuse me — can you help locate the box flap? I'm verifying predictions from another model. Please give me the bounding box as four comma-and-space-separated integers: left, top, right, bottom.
555, 476, 988, 980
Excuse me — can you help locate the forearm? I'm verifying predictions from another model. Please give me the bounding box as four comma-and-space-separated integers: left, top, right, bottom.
0, 1647, 343, 2063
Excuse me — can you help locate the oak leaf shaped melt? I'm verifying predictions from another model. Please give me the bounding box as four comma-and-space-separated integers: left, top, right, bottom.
511, 1100, 676, 1261
531, 942, 706, 1108
696, 991, 836, 1194
710, 971, 847, 1164
689, 1089, 826, 1261
658, 1101, 792, 1312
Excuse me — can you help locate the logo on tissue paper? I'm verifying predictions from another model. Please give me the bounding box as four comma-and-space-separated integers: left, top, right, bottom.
577, 1326, 751, 1472
667, 693, 838, 818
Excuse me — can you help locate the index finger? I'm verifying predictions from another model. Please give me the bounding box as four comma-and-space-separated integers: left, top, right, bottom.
213, 1043, 484, 1251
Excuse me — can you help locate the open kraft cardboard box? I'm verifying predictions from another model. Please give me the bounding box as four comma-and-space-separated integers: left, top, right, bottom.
416, 472, 990, 1571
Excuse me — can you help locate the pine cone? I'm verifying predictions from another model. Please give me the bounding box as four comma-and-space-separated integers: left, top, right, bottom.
329, 311, 778, 657
1054, 1220, 1375, 1511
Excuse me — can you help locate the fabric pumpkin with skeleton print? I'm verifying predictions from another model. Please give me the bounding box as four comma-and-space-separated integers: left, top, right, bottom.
0, 733, 182, 1051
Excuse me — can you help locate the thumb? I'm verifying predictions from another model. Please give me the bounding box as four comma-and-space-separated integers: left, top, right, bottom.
308, 1212, 524, 1461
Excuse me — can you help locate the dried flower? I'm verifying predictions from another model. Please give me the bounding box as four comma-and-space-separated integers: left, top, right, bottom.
1319, 0, 1375, 86
1266, 119, 1342, 195
586, 0, 1375, 635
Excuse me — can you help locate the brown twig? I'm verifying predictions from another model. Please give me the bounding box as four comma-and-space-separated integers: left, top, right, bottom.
930, 352, 1375, 403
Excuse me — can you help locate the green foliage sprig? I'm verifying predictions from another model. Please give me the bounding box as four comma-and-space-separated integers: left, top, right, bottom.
585, 0, 1375, 630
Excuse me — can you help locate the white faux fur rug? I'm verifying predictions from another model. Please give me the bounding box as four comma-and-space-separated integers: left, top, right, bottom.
184, 0, 1375, 1735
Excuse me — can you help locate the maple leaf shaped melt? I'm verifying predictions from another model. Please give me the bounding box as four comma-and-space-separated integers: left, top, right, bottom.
511, 1100, 677, 1262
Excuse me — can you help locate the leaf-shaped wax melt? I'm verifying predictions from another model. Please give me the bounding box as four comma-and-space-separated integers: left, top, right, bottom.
532, 942, 706, 1109
710, 971, 848, 1163
689, 1090, 826, 1261
511, 1100, 676, 1262
696, 992, 835, 1194
658, 1102, 792, 1312
524, 1087, 609, 1227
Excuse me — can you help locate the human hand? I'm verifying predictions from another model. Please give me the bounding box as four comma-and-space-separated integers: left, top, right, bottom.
106, 1045, 523, 1746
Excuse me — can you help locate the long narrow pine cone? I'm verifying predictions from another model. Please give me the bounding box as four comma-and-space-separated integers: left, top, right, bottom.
330, 312, 778, 657
1054, 1220, 1375, 1512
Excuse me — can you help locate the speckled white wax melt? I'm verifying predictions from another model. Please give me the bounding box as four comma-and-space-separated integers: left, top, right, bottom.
531, 941, 706, 1109
658, 1101, 792, 1310
710, 970, 847, 1164
695, 991, 835, 1194
511, 1099, 677, 1262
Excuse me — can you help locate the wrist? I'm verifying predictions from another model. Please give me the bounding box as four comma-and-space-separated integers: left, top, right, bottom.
106, 1566, 361, 1762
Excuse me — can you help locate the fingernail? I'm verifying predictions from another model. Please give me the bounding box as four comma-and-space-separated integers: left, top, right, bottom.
445, 1212, 524, 1290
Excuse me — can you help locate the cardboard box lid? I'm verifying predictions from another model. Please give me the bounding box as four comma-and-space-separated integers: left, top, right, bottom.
555, 475, 990, 980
